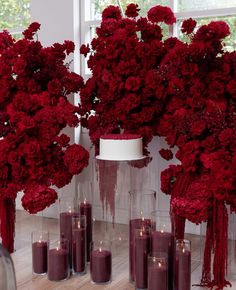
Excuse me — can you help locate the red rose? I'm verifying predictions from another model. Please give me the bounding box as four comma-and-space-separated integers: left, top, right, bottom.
22, 22, 40, 40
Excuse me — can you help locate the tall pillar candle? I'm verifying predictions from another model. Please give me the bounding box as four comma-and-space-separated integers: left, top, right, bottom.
174, 239, 191, 290
129, 189, 156, 282
80, 200, 92, 262
135, 227, 151, 289
59, 197, 78, 268
72, 215, 86, 274
151, 210, 174, 290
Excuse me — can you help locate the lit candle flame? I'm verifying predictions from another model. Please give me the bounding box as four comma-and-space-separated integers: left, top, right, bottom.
84, 198, 87, 204
78, 221, 81, 228
99, 247, 102, 252
158, 262, 162, 267
68, 206, 72, 213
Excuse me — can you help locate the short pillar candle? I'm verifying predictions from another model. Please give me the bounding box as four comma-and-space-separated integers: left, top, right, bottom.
47, 239, 69, 281
148, 254, 168, 290
174, 239, 191, 290
90, 240, 112, 284
31, 231, 49, 275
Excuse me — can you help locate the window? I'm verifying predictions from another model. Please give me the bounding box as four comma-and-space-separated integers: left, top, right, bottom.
0, 0, 31, 37
80, 0, 236, 77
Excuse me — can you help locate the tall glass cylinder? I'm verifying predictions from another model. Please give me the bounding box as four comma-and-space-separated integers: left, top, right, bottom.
135, 226, 151, 290
59, 196, 78, 268
78, 181, 93, 262
151, 210, 174, 290
174, 239, 191, 290
129, 189, 156, 283
72, 215, 86, 275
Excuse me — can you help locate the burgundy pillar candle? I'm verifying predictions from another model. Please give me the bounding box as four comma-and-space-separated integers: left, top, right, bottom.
174, 239, 191, 290
151, 231, 174, 290
148, 255, 168, 290
135, 227, 151, 289
80, 200, 92, 262
90, 240, 112, 284
72, 215, 86, 274
129, 189, 156, 282
31, 231, 49, 274
31, 231, 48, 275
130, 218, 151, 282
151, 210, 174, 290
47, 239, 69, 281
59, 197, 79, 267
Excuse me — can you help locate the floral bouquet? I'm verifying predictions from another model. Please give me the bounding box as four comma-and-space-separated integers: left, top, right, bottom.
0, 23, 89, 252
79, 3, 236, 289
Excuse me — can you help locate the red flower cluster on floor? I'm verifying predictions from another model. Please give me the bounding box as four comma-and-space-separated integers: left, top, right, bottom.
0, 23, 89, 214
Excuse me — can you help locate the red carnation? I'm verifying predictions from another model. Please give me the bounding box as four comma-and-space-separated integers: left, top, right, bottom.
22, 22, 40, 40
80, 44, 90, 57
63, 144, 89, 175
22, 185, 58, 214
147, 5, 176, 25
181, 18, 197, 34
159, 148, 173, 160
102, 5, 122, 21
125, 3, 140, 18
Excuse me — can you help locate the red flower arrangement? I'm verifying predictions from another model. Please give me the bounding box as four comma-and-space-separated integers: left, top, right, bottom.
78, 3, 236, 289
0, 23, 89, 252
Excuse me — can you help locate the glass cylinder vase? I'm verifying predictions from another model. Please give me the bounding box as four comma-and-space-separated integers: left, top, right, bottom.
78, 181, 93, 263
47, 239, 70, 281
90, 239, 112, 284
148, 253, 168, 290
31, 231, 49, 275
151, 210, 174, 290
129, 189, 156, 283
59, 196, 78, 268
72, 215, 86, 275
174, 239, 191, 290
